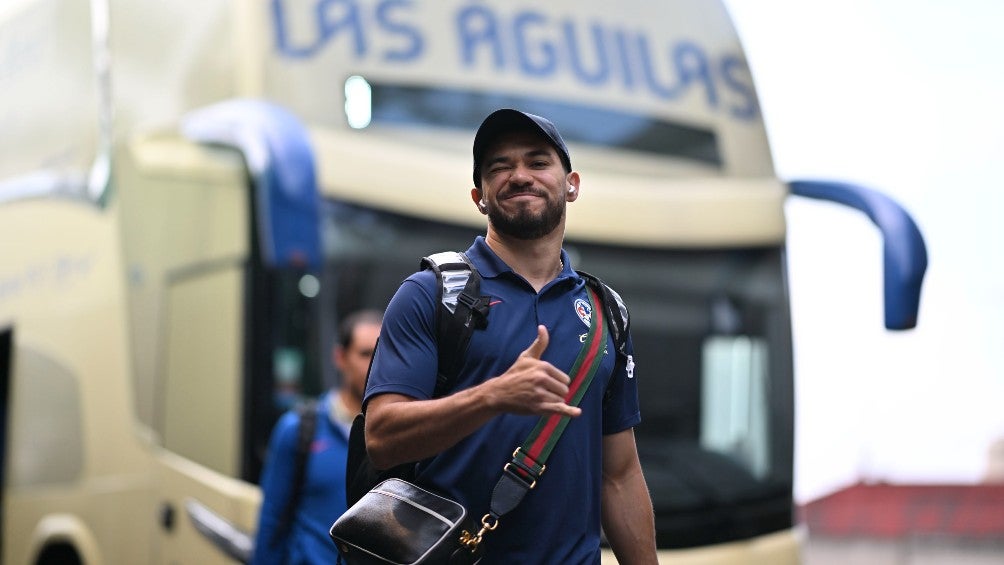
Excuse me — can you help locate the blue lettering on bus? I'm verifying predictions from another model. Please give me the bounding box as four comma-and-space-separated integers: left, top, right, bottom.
455, 11, 755, 119
564, 21, 610, 86
375, 0, 423, 62
272, 0, 366, 58
272, 2, 758, 120
675, 40, 718, 108
720, 55, 758, 119
317, 0, 367, 57
0, 255, 94, 303
273, 0, 422, 61
271, 0, 307, 57
513, 11, 557, 77
636, 33, 685, 99
456, 4, 506, 69
612, 29, 637, 91
635, 36, 719, 108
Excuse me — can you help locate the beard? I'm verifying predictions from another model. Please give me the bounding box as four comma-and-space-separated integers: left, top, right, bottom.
488, 194, 565, 240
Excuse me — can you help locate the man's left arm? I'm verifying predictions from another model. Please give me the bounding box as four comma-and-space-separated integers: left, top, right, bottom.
601, 428, 658, 564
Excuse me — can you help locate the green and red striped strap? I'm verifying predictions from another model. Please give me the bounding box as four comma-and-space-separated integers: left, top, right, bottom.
471, 285, 610, 548
509, 286, 607, 483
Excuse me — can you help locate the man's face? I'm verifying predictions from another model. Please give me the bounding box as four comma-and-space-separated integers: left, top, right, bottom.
335, 322, 380, 401
478, 130, 575, 240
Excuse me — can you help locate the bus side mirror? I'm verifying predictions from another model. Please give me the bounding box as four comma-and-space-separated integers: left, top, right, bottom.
789, 180, 928, 330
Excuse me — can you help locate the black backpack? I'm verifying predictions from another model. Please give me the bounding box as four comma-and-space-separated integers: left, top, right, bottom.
344, 251, 630, 506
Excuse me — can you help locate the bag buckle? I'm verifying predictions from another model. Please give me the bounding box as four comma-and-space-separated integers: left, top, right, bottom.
502, 447, 545, 489
460, 513, 499, 553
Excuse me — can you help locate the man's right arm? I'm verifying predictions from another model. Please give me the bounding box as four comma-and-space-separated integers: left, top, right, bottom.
365, 325, 580, 470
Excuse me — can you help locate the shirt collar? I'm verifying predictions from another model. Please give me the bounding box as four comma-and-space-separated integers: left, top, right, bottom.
466, 236, 574, 281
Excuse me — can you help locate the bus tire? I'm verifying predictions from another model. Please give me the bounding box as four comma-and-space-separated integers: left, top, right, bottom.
35, 542, 82, 565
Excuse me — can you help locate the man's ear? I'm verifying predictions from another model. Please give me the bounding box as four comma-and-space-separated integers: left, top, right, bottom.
565, 172, 581, 202
471, 187, 487, 214
333, 345, 345, 372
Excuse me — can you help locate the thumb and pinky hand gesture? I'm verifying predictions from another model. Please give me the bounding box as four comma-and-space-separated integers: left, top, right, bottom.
496, 325, 582, 418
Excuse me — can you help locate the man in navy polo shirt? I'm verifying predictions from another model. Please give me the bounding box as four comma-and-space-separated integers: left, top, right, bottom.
364, 109, 658, 564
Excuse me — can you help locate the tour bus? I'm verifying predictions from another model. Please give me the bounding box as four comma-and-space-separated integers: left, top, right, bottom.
1, 0, 926, 563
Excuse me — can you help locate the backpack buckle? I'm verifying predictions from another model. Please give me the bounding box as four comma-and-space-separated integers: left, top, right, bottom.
456, 292, 490, 329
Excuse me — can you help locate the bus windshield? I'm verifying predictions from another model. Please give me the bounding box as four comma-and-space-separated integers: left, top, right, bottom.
308, 199, 794, 548
345, 80, 723, 167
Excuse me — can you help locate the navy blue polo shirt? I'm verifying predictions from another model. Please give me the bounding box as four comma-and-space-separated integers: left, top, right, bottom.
365, 236, 640, 565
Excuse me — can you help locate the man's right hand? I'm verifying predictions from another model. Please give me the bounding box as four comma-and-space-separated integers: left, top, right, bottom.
486, 325, 582, 418
366, 326, 580, 469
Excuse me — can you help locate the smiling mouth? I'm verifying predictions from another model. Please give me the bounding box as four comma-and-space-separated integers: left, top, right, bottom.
502, 190, 545, 201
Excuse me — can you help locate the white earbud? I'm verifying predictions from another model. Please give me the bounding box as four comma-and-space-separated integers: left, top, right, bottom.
478, 199, 488, 213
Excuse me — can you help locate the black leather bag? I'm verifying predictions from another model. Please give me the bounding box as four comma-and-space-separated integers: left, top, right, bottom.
329, 478, 483, 565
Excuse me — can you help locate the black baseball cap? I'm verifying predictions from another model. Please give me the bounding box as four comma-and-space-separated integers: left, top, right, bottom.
472, 109, 572, 188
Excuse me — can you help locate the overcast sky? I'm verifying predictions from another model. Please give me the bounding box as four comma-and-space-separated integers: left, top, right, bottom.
721, 0, 1004, 502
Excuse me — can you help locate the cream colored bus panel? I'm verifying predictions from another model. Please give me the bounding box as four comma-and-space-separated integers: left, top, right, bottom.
0, 0, 100, 187
310, 127, 787, 247
0, 198, 153, 565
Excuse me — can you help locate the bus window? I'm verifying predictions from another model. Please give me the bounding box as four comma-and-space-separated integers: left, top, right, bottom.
344, 78, 722, 168
318, 200, 482, 328
702, 334, 771, 479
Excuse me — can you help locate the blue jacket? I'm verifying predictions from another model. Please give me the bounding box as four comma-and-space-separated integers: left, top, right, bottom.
252, 392, 349, 565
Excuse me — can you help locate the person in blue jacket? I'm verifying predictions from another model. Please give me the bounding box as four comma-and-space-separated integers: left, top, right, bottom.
252, 310, 382, 565
364, 109, 658, 564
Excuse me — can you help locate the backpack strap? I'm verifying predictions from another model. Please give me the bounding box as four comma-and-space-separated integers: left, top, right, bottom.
576, 270, 635, 402
420, 251, 491, 397
576, 270, 630, 358
272, 399, 317, 546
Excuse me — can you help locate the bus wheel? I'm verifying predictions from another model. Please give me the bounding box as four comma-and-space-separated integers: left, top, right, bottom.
36, 543, 82, 565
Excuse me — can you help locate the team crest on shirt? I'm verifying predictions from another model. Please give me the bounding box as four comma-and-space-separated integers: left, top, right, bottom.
574, 298, 592, 327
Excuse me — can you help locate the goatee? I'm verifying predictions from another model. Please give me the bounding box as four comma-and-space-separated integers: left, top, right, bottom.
488, 198, 564, 240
